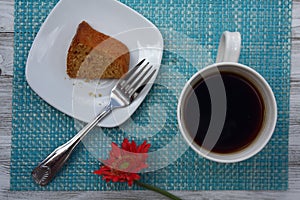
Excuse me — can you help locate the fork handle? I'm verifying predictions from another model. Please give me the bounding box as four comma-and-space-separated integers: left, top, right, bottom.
32, 104, 112, 186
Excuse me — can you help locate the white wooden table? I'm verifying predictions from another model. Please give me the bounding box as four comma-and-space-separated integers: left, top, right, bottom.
1, 0, 299, 199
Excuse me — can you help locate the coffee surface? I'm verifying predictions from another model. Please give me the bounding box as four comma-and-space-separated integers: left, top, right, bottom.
183, 72, 264, 154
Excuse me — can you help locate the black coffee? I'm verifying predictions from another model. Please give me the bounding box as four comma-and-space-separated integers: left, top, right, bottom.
182, 71, 264, 154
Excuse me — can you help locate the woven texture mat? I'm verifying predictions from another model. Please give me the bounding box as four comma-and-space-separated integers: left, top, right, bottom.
11, 0, 291, 190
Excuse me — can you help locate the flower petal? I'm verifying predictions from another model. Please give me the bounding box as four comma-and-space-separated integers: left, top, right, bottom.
121, 138, 130, 150
94, 139, 150, 186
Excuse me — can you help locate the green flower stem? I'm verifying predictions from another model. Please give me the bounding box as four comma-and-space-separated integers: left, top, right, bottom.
135, 180, 182, 200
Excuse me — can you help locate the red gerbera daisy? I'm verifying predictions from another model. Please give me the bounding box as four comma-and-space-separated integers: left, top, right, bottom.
94, 138, 151, 186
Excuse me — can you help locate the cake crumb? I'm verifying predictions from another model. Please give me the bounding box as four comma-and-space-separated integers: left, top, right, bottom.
88, 92, 96, 97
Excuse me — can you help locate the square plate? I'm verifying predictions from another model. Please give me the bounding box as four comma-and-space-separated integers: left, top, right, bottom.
25, 0, 163, 127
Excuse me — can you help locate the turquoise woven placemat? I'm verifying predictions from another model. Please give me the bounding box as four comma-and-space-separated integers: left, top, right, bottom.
11, 0, 290, 190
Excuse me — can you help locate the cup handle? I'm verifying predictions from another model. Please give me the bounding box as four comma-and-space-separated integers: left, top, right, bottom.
216, 31, 241, 63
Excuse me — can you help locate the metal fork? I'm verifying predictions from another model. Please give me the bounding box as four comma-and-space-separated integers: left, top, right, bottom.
32, 59, 156, 186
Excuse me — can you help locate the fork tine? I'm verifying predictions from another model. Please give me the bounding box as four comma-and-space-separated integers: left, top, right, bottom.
123, 62, 150, 91
125, 64, 152, 93
128, 68, 157, 98
120, 59, 146, 87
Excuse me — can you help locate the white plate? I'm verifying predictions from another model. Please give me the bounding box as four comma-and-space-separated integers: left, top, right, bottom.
26, 0, 163, 127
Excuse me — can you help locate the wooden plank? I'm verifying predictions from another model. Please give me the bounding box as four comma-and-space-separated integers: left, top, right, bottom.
0, 75, 12, 136
291, 40, 300, 77
0, 33, 13, 138
0, 33, 13, 76
0, 135, 11, 193
0, 0, 14, 32
0, 186, 300, 200
292, 1, 300, 38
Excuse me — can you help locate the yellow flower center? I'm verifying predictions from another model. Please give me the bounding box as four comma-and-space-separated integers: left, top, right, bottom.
119, 161, 130, 170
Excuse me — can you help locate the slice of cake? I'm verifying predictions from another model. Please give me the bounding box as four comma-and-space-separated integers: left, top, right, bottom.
67, 21, 130, 79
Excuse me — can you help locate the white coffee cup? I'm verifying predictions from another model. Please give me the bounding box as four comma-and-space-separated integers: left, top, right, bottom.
177, 31, 277, 163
